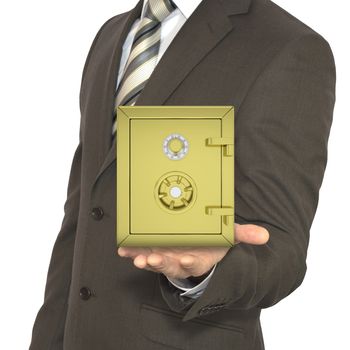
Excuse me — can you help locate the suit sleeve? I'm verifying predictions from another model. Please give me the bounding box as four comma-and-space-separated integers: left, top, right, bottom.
28, 16, 118, 349
158, 32, 336, 322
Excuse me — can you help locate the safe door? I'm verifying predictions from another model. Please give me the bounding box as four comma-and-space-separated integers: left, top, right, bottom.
116, 106, 234, 247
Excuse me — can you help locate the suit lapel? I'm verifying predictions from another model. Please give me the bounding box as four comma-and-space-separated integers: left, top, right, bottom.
93, 0, 252, 186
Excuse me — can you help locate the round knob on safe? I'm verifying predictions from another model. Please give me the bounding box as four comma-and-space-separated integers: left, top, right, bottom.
155, 171, 197, 213
168, 138, 184, 153
163, 134, 189, 160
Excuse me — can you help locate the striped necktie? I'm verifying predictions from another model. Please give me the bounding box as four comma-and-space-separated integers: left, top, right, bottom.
112, 0, 177, 137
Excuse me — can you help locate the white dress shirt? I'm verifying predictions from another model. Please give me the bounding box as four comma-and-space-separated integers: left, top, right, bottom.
116, 0, 216, 298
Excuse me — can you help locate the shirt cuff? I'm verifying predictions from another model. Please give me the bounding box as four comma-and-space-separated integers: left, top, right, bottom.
166, 264, 217, 299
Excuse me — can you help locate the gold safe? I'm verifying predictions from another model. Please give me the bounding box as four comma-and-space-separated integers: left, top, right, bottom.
115, 106, 234, 247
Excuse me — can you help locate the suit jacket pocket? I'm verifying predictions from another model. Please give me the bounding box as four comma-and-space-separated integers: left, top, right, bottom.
140, 303, 245, 350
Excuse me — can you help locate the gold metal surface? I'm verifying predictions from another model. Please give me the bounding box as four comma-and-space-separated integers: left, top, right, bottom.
116, 106, 234, 247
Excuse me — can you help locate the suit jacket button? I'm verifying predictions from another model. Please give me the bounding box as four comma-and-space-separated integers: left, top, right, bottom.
79, 287, 92, 300
91, 207, 104, 220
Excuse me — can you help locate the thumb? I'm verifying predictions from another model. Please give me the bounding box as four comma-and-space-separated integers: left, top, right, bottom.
234, 223, 270, 245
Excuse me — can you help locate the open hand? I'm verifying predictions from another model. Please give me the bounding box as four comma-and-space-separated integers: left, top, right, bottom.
117, 223, 269, 279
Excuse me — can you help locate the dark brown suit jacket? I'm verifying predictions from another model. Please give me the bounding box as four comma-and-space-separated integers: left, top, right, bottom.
29, 0, 336, 349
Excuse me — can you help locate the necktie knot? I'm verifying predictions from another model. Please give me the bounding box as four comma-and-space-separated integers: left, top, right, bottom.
144, 0, 177, 23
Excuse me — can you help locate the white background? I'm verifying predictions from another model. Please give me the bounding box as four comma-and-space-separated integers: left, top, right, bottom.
0, 0, 348, 349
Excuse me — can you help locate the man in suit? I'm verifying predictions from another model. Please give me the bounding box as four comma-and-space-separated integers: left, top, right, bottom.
29, 0, 336, 349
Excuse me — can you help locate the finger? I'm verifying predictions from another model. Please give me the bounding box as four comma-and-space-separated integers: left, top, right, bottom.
131, 256, 160, 273
133, 255, 148, 269
118, 247, 151, 259
235, 223, 270, 245
146, 253, 181, 278
146, 253, 164, 269
179, 254, 208, 277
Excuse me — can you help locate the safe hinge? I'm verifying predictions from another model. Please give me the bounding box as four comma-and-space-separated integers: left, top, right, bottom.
205, 137, 233, 156
205, 206, 233, 226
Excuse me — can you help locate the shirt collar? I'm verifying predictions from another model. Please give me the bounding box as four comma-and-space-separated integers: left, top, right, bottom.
141, 0, 202, 20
